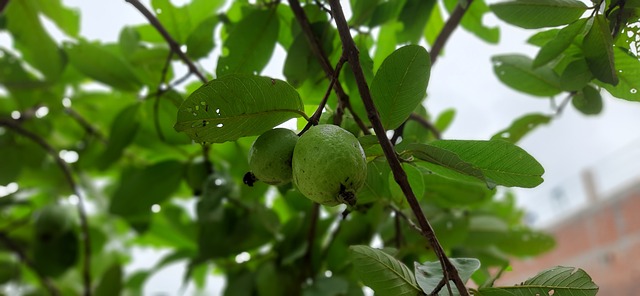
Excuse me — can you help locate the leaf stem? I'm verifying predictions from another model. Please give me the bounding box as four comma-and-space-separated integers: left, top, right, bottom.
0, 118, 92, 296
409, 113, 442, 140
431, 0, 474, 64
326, 1, 468, 295
124, 0, 207, 83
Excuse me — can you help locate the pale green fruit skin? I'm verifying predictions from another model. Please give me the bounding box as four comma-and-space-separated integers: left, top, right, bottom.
292, 124, 367, 206
249, 128, 299, 185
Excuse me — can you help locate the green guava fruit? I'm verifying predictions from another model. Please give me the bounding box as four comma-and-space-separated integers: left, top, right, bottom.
292, 124, 367, 206
34, 204, 73, 242
248, 128, 299, 185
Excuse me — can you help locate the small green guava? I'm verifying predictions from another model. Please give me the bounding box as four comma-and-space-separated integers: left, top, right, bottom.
248, 128, 299, 185
292, 124, 367, 206
34, 204, 74, 242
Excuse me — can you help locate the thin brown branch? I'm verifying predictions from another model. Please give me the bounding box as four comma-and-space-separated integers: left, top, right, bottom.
125, 0, 207, 83
0, 0, 9, 13
303, 203, 321, 280
0, 118, 91, 296
288, 0, 370, 135
394, 211, 403, 248
298, 56, 347, 135
409, 113, 442, 140
327, 1, 468, 295
0, 232, 60, 296
389, 205, 423, 235
431, 0, 474, 64
554, 91, 576, 117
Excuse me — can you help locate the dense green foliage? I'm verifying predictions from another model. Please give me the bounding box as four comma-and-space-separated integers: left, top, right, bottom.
1, 0, 637, 294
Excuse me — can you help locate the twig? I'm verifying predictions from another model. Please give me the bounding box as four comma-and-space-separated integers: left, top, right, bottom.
288, 0, 370, 135
0, 232, 60, 296
431, 0, 474, 64
298, 56, 347, 135
319, 214, 346, 262
327, 1, 469, 295
303, 203, 321, 280
394, 211, 403, 248
408, 113, 442, 140
0, 0, 9, 13
202, 143, 213, 175
554, 92, 576, 117
125, 0, 207, 83
389, 205, 423, 235
65, 108, 108, 144
0, 118, 92, 296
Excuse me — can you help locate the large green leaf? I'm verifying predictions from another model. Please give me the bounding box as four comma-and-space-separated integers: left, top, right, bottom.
414, 258, 480, 295
109, 160, 184, 231
559, 59, 594, 91
492, 54, 562, 97
490, 0, 588, 29
405, 143, 489, 186
284, 22, 336, 87
582, 15, 618, 85
370, 45, 431, 130
598, 48, 640, 101
5, 0, 65, 80
174, 74, 305, 143
396, 0, 436, 44
491, 113, 551, 144
350, 245, 422, 296
476, 266, 598, 296
217, 8, 279, 76
429, 140, 544, 188
64, 40, 143, 91
186, 16, 218, 60
533, 18, 588, 68
151, 0, 192, 43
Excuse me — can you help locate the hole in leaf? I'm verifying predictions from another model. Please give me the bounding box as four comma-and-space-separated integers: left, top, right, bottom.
631, 88, 637, 94
216, 108, 221, 115
216, 123, 224, 128
548, 289, 555, 295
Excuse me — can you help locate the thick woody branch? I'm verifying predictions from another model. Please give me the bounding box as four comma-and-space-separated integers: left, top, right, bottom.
326, 1, 468, 295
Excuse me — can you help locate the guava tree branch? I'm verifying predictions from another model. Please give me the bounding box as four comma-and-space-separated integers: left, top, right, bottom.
0, 232, 60, 296
431, 0, 474, 64
0, 0, 9, 13
288, 0, 370, 135
125, 0, 207, 83
326, 1, 468, 295
0, 118, 92, 296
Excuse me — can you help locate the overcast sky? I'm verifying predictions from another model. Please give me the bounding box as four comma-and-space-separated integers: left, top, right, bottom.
4, 0, 640, 294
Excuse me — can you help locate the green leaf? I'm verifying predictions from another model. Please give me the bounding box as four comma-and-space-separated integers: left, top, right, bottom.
109, 160, 184, 231
358, 159, 391, 204
98, 103, 141, 169
491, 113, 552, 144
35, 0, 80, 37
369, 0, 406, 27
423, 2, 445, 45
492, 54, 562, 97
477, 266, 598, 296
303, 276, 349, 296
414, 258, 480, 295
598, 48, 640, 101
64, 40, 143, 91
284, 22, 336, 87
582, 15, 618, 85
186, 16, 218, 60
435, 108, 456, 132
388, 164, 425, 204
174, 74, 305, 143
405, 143, 490, 186
490, 0, 588, 29
445, 0, 500, 44
496, 228, 555, 257
152, 0, 192, 43
217, 8, 279, 76
119, 27, 141, 56
349, 245, 422, 296
572, 85, 603, 115
396, 0, 436, 44
559, 59, 594, 91
429, 140, 545, 188
95, 264, 123, 296
533, 18, 588, 68
370, 45, 431, 130
5, 0, 65, 80
423, 174, 494, 207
